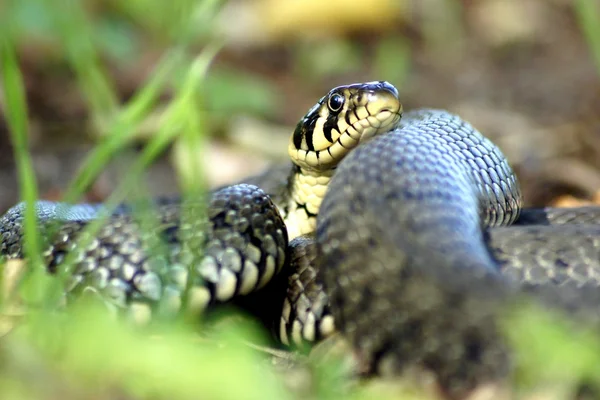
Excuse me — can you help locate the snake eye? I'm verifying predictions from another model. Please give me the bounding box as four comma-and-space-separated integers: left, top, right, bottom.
327, 93, 344, 113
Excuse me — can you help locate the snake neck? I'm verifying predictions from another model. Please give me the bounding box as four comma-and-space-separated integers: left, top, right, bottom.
281, 165, 334, 240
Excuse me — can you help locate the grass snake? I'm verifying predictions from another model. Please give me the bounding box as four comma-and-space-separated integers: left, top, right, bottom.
3, 81, 600, 396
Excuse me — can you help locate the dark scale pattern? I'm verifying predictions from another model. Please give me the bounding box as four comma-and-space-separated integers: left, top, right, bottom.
279, 235, 332, 347
489, 225, 600, 287
227, 233, 334, 348
7, 97, 600, 397
317, 110, 517, 396
0, 184, 288, 320
316, 109, 600, 397
1, 207, 172, 309
234, 224, 600, 354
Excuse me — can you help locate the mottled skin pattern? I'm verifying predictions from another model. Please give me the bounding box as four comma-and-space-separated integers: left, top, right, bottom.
316, 109, 600, 397
1, 185, 288, 321
5, 86, 600, 397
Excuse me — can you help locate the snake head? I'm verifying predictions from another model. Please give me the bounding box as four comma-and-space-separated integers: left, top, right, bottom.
289, 81, 402, 171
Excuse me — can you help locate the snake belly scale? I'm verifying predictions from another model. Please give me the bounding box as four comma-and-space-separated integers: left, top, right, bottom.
4, 81, 600, 396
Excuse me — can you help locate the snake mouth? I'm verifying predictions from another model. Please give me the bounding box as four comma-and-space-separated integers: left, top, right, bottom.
289, 81, 402, 171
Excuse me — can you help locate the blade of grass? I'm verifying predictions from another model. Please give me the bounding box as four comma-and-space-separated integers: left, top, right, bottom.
505, 303, 600, 391
0, 37, 45, 275
173, 42, 222, 194
42, 0, 187, 205
46, 0, 221, 204
60, 48, 186, 206
44, 44, 222, 308
170, 42, 222, 318
25, 47, 186, 307
40, 112, 183, 307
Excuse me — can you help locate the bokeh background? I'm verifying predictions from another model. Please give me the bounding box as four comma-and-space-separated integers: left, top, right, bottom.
3, 1, 600, 399
1, 0, 600, 213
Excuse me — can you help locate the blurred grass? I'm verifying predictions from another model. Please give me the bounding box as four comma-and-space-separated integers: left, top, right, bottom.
506, 304, 600, 396
1, 2, 282, 399
6, 301, 293, 400
0, 1, 358, 399
0, 37, 48, 296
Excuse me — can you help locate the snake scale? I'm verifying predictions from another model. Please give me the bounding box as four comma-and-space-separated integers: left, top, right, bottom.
3, 81, 600, 397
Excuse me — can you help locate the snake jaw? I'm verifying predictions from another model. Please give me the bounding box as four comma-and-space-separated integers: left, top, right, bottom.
283, 81, 402, 239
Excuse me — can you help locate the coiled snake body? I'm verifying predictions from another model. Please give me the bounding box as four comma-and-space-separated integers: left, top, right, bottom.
3, 81, 600, 396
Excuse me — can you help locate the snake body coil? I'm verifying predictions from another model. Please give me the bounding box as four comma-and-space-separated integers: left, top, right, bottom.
1, 185, 288, 321
4, 82, 600, 396
317, 109, 600, 396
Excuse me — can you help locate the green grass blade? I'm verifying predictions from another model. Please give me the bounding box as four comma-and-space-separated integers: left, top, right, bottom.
0, 37, 44, 272
169, 42, 222, 317
27, 49, 186, 306
174, 42, 222, 194
61, 48, 185, 205
45, 44, 222, 307
41, 118, 182, 306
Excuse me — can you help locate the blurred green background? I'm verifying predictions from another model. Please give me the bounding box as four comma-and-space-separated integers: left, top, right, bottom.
2, 0, 600, 399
